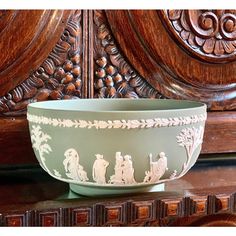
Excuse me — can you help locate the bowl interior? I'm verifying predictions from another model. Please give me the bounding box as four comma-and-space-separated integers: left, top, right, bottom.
28, 99, 206, 112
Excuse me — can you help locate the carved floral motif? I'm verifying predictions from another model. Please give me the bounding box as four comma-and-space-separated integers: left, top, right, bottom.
94, 10, 163, 98
0, 10, 82, 116
164, 10, 236, 61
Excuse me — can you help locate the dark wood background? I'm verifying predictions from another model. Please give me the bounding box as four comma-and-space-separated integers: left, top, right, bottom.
0, 10, 236, 165
0, 10, 236, 227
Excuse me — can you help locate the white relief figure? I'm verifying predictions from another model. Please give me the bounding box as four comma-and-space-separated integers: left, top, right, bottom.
122, 155, 136, 184
143, 152, 168, 183
53, 169, 62, 178
78, 165, 89, 182
63, 148, 88, 182
63, 148, 80, 180
169, 170, 177, 179
92, 154, 109, 184
109, 152, 124, 184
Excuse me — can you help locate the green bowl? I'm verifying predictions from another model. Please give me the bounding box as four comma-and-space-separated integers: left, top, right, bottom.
27, 99, 207, 196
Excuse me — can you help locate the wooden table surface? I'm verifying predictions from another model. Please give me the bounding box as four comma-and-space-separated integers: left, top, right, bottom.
0, 157, 236, 226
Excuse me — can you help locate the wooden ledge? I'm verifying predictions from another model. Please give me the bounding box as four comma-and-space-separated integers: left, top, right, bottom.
0, 160, 236, 226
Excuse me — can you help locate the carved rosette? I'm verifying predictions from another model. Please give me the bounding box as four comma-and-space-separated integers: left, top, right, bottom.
0, 10, 82, 116
94, 10, 163, 99
162, 10, 236, 63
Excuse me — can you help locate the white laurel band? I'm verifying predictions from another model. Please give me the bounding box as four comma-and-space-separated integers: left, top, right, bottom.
27, 113, 207, 129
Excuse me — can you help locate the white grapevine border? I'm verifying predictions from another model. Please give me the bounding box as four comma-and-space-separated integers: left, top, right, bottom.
27, 113, 206, 129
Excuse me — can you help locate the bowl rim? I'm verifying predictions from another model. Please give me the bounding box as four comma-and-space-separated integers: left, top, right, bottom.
27, 98, 207, 114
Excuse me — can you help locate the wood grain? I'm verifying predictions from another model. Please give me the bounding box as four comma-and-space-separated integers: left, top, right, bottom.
0, 10, 82, 116
0, 117, 36, 165
0, 10, 236, 160
105, 10, 236, 110
202, 111, 236, 153
0, 10, 72, 96
93, 10, 162, 99
160, 10, 236, 63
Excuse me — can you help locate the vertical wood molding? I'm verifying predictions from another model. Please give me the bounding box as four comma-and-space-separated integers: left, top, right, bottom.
88, 10, 95, 98
81, 10, 88, 98
81, 10, 94, 99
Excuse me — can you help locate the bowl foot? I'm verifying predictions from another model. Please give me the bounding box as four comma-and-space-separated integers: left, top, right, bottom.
69, 183, 165, 197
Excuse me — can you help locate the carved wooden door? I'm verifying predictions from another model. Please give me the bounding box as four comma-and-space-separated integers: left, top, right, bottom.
0, 10, 236, 164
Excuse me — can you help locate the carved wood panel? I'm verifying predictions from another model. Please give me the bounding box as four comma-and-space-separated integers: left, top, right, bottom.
0, 10, 82, 116
1, 10, 236, 112
69, 207, 93, 226
105, 10, 236, 110
161, 10, 236, 63
1, 192, 236, 226
93, 10, 163, 99
36, 209, 64, 226
0, 9, 236, 165
3, 211, 33, 226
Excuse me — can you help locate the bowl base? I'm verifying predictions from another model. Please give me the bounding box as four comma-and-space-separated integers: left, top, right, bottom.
69, 183, 165, 196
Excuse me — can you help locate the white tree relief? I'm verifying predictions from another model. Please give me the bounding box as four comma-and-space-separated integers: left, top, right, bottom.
143, 152, 168, 183
63, 148, 89, 182
92, 154, 109, 184
176, 126, 204, 176
30, 125, 52, 173
109, 152, 136, 184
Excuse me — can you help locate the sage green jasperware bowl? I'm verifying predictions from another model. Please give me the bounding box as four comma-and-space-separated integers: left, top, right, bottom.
27, 99, 207, 196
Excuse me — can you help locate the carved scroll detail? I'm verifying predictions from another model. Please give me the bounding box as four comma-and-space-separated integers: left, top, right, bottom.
94, 10, 163, 99
0, 10, 82, 116
164, 10, 236, 62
